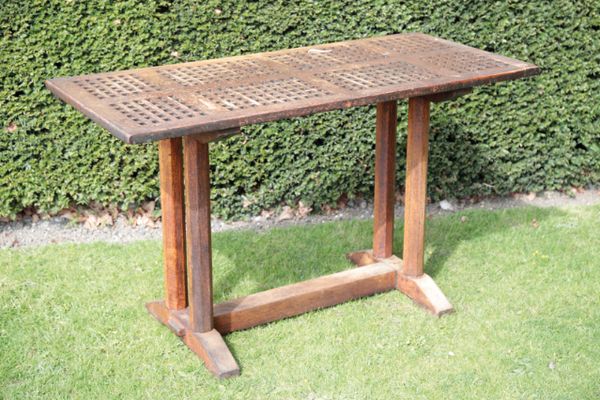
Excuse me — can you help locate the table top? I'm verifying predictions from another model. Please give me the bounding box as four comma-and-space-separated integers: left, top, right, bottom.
46, 33, 539, 144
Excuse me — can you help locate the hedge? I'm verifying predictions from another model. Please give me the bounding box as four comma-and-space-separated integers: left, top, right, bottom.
1, 0, 599, 219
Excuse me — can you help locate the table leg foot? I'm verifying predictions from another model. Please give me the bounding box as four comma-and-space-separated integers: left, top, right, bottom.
346, 250, 377, 266
146, 301, 240, 379
185, 330, 240, 379
396, 273, 453, 316
158, 138, 188, 311
146, 300, 187, 337
346, 249, 401, 267
346, 251, 453, 316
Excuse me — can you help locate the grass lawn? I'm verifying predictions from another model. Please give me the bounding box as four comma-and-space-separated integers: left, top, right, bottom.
1, 205, 599, 399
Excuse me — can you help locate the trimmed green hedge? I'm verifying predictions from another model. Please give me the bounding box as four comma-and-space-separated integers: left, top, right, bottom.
1, 0, 599, 218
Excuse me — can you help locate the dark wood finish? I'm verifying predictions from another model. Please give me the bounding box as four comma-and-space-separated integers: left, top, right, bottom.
396, 274, 453, 316
48, 33, 539, 378
349, 97, 454, 315
192, 127, 240, 144
158, 138, 187, 310
146, 301, 239, 378
146, 300, 187, 337
373, 101, 397, 259
347, 249, 401, 268
346, 250, 378, 267
213, 262, 398, 333
45, 33, 539, 144
399, 97, 454, 313
425, 88, 472, 103
185, 330, 240, 378
148, 261, 399, 336
402, 97, 430, 277
183, 137, 213, 333
346, 250, 452, 315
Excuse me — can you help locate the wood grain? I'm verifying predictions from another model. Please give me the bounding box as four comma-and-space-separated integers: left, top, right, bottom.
146, 301, 239, 378
191, 127, 240, 144
373, 101, 398, 259
425, 88, 472, 103
186, 330, 240, 378
396, 273, 453, 316
47, 32, 541, 378
345, 249, 453, 316
213, 262, 399, 334
158, 138, 188, 310
402, 97, 430, 277
346, 249, 378, 267
146, 300, 186, 337
183, 136, 214, 333
45, 33, 539, 144
346, 249, 402, 268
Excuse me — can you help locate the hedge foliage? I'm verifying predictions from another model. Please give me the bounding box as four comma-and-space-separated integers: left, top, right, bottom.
1, 0, 599, 218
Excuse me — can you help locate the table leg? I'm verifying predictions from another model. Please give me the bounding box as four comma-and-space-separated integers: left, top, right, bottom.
346, 101, 400, 267
397, 97, 453, 316
347, 97, 453, 316
158, 138, 187, 310
182, 136, 239, 378
373, 101, 398, 259
402, 97, 430, 277
183, 137, 214, 333
147, 136, 240, 378
148, 97, 458, 378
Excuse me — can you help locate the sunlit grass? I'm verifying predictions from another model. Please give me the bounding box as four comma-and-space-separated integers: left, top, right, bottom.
1, 205, 599, 399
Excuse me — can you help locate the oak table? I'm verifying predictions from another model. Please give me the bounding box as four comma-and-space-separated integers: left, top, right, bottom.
46, 33, 539, 378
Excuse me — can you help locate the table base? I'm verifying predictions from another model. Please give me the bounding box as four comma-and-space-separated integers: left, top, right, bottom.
150, 94, 463, 378
147, 251, 452, 377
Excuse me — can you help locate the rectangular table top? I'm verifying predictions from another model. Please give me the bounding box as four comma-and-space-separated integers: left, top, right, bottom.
46, 33, 539, 144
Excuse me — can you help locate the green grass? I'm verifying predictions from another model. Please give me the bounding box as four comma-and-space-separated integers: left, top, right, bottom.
1, 205, 599, 399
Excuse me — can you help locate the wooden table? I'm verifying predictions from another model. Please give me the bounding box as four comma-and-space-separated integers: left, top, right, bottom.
46, 33, 539, 378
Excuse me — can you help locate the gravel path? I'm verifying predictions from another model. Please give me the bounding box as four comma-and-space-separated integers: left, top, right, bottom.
1, 189, 598, 249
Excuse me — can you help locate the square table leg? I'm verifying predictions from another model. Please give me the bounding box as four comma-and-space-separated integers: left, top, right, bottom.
373, 101, 398, 259
398, 97, 453, 316
158, 138, 187, 310
348, 98, 453, 316
183, 137, 214, 333
147, 136, 240, 379
147, 99, 456, 378
182, 136, 240, 378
